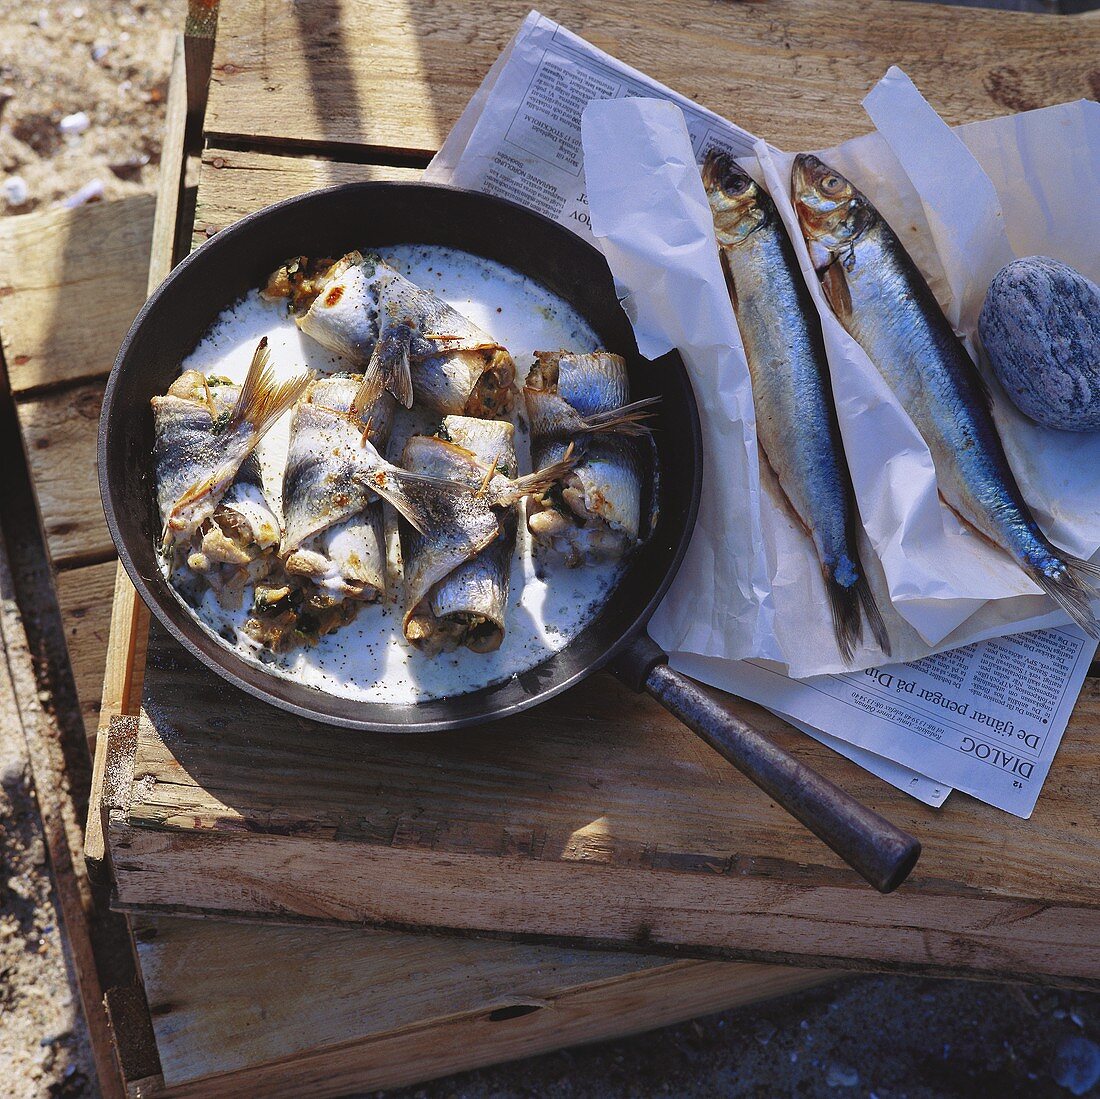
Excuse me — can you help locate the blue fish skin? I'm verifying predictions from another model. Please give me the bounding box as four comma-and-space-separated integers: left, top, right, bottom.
792, 153, 1100, 637
704, 151, 888, 662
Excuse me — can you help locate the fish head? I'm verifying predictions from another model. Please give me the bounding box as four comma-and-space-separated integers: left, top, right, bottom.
701, 150, 772, 247
791, 154, 874, 264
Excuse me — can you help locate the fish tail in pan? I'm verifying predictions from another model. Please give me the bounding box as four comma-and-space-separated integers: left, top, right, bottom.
577, 396, 660, 437
157, 338, 312, 552
358, 321, 415, 412
483, 447, 577, 509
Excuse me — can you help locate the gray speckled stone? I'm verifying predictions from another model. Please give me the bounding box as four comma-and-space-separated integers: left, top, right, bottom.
979, 256, 1100, 432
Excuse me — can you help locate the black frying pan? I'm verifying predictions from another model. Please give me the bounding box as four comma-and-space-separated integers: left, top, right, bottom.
99, 182, 920, 893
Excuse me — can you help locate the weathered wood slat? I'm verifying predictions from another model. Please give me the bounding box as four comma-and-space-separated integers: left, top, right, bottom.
133, 910, 822, 1091
0, 458, 126, 1099
206, 0, 1099, 157
132, 915, 822, 1097
108, 624, 1100, 985
0, 197, 153, 393
193, 149, 422, 245
17, 380, 112, 567
56, 560, 118, 738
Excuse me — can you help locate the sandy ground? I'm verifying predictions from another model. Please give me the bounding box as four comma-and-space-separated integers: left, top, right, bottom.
0, 2, 1098, 1098
0, 0, 182, 213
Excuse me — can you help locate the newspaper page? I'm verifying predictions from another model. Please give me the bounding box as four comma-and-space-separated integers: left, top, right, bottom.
424, 10, 1097, 815
782, 716, 952, 809
680, 624, 1093, 817
426, 10, 758, 238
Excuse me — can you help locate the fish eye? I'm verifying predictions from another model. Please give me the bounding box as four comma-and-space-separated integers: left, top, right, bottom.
820, 173, 845, 196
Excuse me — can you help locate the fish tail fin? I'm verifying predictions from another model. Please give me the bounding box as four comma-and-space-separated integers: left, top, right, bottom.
580, 396, 661, 437
491, 446, 577, 507
857, 574, 892, 657
824, 571, 863, 665
1029, 554, 1100, 639
227, 337, 313, 435
362, 323, 415, 410
370, 468, 472, 536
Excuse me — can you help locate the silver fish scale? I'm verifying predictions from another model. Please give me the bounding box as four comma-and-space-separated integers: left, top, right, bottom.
153, 394, 220, 522
556, 353, 630, 416
843, 222, 1049, 560
728, 214, 858, 587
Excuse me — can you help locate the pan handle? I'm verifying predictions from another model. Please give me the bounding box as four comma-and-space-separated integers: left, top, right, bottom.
610, 635, 920, 894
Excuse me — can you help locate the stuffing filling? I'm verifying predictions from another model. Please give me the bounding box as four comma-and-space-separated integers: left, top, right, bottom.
463, 349, 516, 417
404, 610, 503, 657
261, 255, 344, 315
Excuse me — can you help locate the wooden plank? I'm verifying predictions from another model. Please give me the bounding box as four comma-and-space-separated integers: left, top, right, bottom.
85, 32, 189, 872
132, 915, 822, 1096
0, 197, 154, 393
151, 35, 190, 282
193, 148, 422, 245
107, 624, 1100, 986
56, 560, 119, 739
83, 96, 832, 1099
205, 0, 1099, 157
16, 379, 112, 567
0, 505, 126, 1099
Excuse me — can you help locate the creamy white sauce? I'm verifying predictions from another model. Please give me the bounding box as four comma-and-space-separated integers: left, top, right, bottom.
168, 245, 623, 703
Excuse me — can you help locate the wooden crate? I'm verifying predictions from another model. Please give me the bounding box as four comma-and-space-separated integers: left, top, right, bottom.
0, 29, 830, 1099
95, 0, 1100, 991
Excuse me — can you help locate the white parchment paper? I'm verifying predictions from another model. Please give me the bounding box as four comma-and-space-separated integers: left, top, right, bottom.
582, 90, 1100, 676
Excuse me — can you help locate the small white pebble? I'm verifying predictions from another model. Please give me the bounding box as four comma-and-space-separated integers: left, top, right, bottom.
91, 43, 109, 61
2, 175, 28, 205
59, 111, 90, 135
62, 179, 104, 207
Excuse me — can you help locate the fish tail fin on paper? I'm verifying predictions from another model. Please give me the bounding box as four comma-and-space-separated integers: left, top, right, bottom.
824, 570, 862, 665
1030, 554, 1100, 639
825, 566, 891, 663
858, 574, 892, 657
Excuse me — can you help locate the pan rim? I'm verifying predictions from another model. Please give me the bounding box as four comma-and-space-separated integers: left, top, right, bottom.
99, 180, 703, 733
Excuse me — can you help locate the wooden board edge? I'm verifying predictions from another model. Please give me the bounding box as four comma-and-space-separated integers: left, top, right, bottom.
138, 959, 830, 1097
86, 569, 148, 876
84, 33, 186, 878
104, 823, 1100, 988
0, 510, 126, 1099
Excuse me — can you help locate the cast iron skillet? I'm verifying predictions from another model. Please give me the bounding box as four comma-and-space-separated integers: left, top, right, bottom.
100, 182, 920, 893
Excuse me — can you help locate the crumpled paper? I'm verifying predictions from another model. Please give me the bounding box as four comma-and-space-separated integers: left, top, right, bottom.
582, 84, 1099, 678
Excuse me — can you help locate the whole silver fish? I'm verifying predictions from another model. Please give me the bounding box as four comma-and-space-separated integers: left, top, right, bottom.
703, 152, 888, 661
792, 153, 1100, 636
152, 338, 310, 575
264, 251, 516, 416
524, 351, 656, 566
401, 425, 574, 654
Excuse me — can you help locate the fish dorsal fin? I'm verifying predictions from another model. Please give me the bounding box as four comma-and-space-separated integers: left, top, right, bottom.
820, 260, 853, 323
